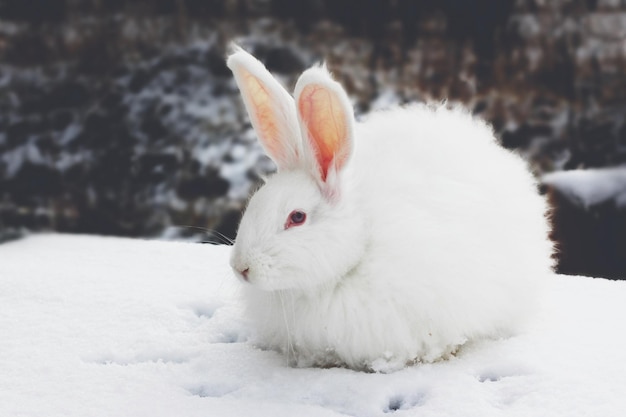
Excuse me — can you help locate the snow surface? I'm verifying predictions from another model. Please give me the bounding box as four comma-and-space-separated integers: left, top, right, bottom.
1, 234, 625, 417
543, 166, 626, 208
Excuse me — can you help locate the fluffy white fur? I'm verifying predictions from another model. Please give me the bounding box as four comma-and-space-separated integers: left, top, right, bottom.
227, 48, 554, 372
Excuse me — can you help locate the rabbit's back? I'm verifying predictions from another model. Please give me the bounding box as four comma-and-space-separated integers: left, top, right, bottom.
350, 104, 550, 269
351, 104, 538, 206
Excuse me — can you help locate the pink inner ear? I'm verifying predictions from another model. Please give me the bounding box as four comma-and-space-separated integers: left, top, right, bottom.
240, 69, 284, 160
298, 84, 349, 181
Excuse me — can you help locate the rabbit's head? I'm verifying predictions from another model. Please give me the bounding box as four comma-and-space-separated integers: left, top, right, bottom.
227, 47, 367, 291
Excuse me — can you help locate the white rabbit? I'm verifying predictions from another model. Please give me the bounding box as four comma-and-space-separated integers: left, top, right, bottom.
227, 47, 553, 372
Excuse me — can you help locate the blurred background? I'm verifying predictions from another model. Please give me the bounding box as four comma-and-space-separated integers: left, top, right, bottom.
0, 0, 624, 279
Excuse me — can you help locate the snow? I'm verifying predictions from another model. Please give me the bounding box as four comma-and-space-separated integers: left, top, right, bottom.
542, 166, 626, 208
1, 234, 626, 417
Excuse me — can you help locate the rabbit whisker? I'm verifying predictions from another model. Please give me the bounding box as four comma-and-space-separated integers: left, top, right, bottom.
174, 224, 235, 245
208, 230, 236, 245
277, 290, 296, 365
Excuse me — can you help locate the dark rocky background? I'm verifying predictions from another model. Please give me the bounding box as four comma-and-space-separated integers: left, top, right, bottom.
0, 0, 625, 278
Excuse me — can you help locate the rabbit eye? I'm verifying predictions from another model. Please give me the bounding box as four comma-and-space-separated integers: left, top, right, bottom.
285, 210, 307, 229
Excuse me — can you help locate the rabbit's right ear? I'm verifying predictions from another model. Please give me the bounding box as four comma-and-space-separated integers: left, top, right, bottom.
227, 46, 302, 170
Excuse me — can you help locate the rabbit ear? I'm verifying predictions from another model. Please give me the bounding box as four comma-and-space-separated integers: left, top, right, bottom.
227, 46, 302, 170
294, 65, 354, 193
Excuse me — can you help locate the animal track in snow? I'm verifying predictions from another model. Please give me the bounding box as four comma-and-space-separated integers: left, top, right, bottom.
478, 372, 505, 383
383, 392, 425, 413
476, 364, 529, 383
89, 350, 191, 366
476, 366, 535, 408
184, 300, 222, 319
179, 300, 248, 344
187, 383, 239, 398
216, 330, 243, 343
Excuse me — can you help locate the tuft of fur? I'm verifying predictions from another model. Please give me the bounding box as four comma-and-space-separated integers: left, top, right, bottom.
227, 48, 554, 372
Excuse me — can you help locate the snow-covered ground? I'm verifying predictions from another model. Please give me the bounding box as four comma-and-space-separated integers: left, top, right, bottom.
543, 166, 626, 208
1, 234, 625, 417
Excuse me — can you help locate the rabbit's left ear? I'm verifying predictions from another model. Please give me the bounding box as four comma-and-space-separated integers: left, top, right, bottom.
294, 66, 354, 198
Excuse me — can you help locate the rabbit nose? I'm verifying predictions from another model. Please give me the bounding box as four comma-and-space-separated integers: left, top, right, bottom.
235, 267, 250, 281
